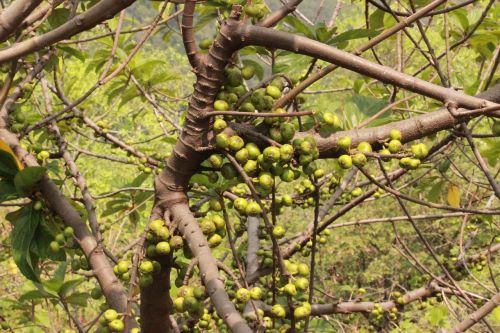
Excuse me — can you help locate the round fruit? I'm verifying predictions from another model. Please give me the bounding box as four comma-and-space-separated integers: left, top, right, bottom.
295, 277, 309, 291
294, 306, 310, 320
169, 236, 183, 250
352, 153, 367, 167
63, 227, 74, 238
221, 163, 237, 179
208, 234, 223, 248
323, 112, 341, 128
235, 148, 249, 164
388, 139, 402, 153
226, 135, 245, 152
283, 283, 297, 296
245, 143, 261, 159
337, 136, 351, 150
215, 133, 229, 149
199, 38, 213, 50
209, 154, 223, 168
200, 220, 216, 235
297, 263, 309, 276
351, 187, 363, 197
108, 319, 124, 332
236, 288, 250, 302
243, 160, 258, 176
104, 309, 118, 322
272, 225, 285, 239
271, 304, 286, 318
214, 100, 229, 112
239, 102, 255, 112
234, 198, 248, 213
213, 118, 227, 132
156, 241, 171, 255
241, 65, 255, 80
258, 172, 274, 189
245, 201, 262, 216
266, 85, 281, 99
209, 198, 222, 211
117, 260, 130, 274
389, 129, 402, 141
411, 143, 428, 159
280, 168, 295, 182
139, 260, 154, 274
173, 297, 185, 312
280, 122, 296, 142
279, 144, 294, 162
263, 146, 281, 163
357, 141, 372, 153
250, 287, 262, 300
338, 155, 352, 169
49, 241, 60, 252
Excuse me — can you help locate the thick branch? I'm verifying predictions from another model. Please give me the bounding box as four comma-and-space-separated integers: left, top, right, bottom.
448, 292, 500, 333
181, 0, 201, 68
257, 0, 303, 28
0, 0, 42, 43
0, 0, 137, 64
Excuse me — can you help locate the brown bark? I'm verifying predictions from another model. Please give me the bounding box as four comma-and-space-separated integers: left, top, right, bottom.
0, 0, 42, 43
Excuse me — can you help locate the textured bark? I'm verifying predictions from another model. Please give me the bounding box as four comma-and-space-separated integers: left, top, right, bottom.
257, 0, 304, 28
0, 0, 42, 42
448, 292, 500, 333
235, 25, 496, 111
147, 8, 252, 333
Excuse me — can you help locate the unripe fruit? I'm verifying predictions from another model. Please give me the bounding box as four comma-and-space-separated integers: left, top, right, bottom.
279, 144, 294, 162
280, 168, 295, 182
389, 129, 402, 141
337, 136, 351, 150
228, 136, 245, 152
221, 163, 237, 179
411, 143, 428, 159
323, 112, 341, 128
117, 260, 130, 274
351, 187, 363, 197
388, 139, 402, 153
245, 143, 261, 160
209, 198, 222, 211
314, 168, 325, 178
108, 319, 124, 332
104, 309, 118, 322
297, 263, 309, 276
214, 100, 229, 111
271, 304, 286, 318
239, 102, 255, 112
63, 227, 74, 238
294, 306, 310, 320
282, 194, 293, 206
243, 160, 258, 176
357, 141, 372, 153
283, 283, 297, 296
263, 146, 281, 163
235, 148, 249, 164
352, 153, 367, 167
266, 85, 281, 99
173, 297, 185, 312
183, 296, 200, 313
199, 38, 213, 50
258, 172, 274, 189
234, 198, 248, 213
212, 215, 225, 229
156, 241, 171, 255
245, 201, 262, 216
139, 260, 154, 274
295, 277, 309, 291
49, 241, 60, 252
299, 140, 313, 155
200, 220, 216, 235
169, 236, 183, 250
241, 65, 256, 80
213, 118, 227, 133
250, 287, 262, 300
408, 158, 421, 169
209, 154, 223, 168
33, 201, 43, 210
91, 287, 103, 299
208, 234, 222, 248
139, 274, 153, 287
338, 155, 352, 169
236, 288, 250, 302
280, 122, 296, 142
215, 133, 229, 149
272, 225, 285, 239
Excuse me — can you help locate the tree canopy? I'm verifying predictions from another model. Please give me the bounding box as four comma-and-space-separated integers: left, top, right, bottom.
0, 0, 499, 332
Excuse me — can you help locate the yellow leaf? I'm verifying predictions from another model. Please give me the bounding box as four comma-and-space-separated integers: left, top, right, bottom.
0, 139, 23, 170
447, 185, 460, 208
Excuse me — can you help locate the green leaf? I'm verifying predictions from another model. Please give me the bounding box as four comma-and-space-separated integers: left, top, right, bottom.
283, 16, 315, 39
426, 305, 449, 327
427, 181, 445, 202
315, 23, 336, 43
490, 306, 500, 323
369, 9, 385, 30
0, 180, 18, 202
59, 278, 85, 297
64, 292, 89, 307
57, 46, 85, 62
14, 167, 46, 196
8, 204, 42, 281
48, 8, 70, 29
43, 262, 67, 292
330, 29, 380, 44
0, 139, 21, 178
19, 289, 57, 302
350, 94, 389, 119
